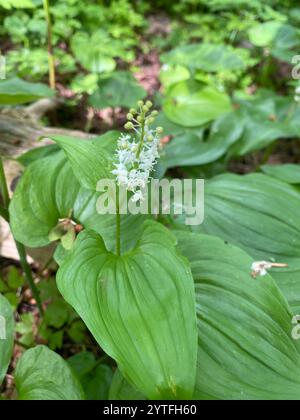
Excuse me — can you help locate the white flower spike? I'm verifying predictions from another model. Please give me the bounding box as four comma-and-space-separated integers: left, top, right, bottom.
251, 261, 288, 278
112, 100, 163, 203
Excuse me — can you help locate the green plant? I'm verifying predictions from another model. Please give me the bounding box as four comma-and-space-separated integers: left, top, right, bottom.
2, 0, 300, 402
0, 0, 146, 90
0, 158, 43, 315
0, 92, 298, 400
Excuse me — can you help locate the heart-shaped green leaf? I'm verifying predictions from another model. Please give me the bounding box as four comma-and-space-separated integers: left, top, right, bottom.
15, 345, 84, 400
0, 294, 14, 385
176, 231, 300, 400
163, 81, 231, 127
248, 21, 283, 47
57, 221, 198, 399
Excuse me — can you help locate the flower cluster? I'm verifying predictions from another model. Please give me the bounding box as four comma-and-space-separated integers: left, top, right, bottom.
112, 100, 163, 203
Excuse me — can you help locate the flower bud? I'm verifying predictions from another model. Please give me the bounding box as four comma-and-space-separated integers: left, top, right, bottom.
146, 117, 155, 125
125, 122, 134, 130
120, 141, 128, 149
131, 144, 138, 152
143, 105, 149, 113
147, 135, 154, 142
137, 100, 144, 107
156, 126, 164, 134
151, 110, 158, 117
137, 115, 143, 123
130, 108, 137, 115
127, 113, 134, 120
146, 101, 153, 108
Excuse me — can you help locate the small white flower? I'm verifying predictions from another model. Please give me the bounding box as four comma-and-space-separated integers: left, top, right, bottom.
251, 261, 288, 278
251, 261, 273, 278
132, 190, 144, 203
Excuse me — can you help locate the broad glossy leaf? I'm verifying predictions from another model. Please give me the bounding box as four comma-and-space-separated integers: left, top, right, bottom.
271, 24, 300, 62
110, 230, 300, 400
89, 71, 147, 109
153, 112, 193, 137
18, 145, 60, 167
229, 91, 297, 156
71, 74, 99, 95
86, 56, 116, 74
176, 231, 300, 400
9, 146, 145, 255
196, 173, 300, 313
161, 112, 243, 168
163, 81, 231, 127
0, 78, 54, 105
0, 294, 14, 385
15, 346, 84, 400
71, 32, 117, 74
161, 43, 247, 72
261, 164, 300, 184
248, 21, 283, 47
46, 132, 117, 190
160, 65, 190, 89
57, 221, 198, 399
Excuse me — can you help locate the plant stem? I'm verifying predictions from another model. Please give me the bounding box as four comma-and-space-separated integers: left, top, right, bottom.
0, 157, 44, 316
15, 241, 44, 316
15, 340, 31, 350
136, 112, 146, 159
0, 157, 10, 209
116, 186, 121, 256
43, 0, 56, 90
